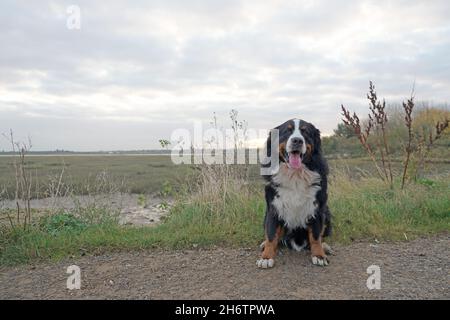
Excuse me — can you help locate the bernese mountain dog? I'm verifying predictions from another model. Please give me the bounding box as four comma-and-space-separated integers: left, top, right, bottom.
257, 118, 332, 268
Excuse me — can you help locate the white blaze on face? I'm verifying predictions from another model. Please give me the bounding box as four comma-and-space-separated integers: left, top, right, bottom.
287, 119, 306, 154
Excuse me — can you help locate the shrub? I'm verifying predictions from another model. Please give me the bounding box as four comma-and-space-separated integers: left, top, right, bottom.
39, 212, 87, 236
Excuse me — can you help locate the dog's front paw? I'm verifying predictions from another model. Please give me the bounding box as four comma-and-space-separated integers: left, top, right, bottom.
311, 255, 329, 267
256, 258, 274, 269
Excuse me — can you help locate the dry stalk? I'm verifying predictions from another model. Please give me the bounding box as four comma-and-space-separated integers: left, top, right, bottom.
2, 130, 33, 229
401, 94, 414, 189
341, 105, 386, 180
412, 118, 449, 181
367, 82, 393, 187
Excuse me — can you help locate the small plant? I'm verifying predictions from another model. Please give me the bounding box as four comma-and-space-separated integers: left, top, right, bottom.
416, 178, 437, 188
159, 139, 171, 149
160, 180, 174, 197
39, 212, 87, 236
137, 194, 147, 207
157, 201, 169, 210
74, 204, 119, 225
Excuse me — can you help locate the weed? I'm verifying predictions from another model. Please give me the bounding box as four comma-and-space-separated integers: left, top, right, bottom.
39, 212, 87, 236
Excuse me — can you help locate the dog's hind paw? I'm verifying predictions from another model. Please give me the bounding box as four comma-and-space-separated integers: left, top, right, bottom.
322, 242, 334, 255
311, 255, 329, 267
256, 258, 274, 269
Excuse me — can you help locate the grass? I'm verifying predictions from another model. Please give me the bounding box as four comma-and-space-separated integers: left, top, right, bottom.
4, 154, 448, 198
1, 165, 449, 266
0, 155, 194, 197
0, 182, 266, 265
329, 172, 450, 243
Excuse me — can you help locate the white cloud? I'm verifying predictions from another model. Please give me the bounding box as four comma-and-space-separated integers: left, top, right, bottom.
0, 0, 449, 150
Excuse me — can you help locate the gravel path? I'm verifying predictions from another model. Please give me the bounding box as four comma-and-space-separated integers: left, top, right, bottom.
1, 234, 448, 299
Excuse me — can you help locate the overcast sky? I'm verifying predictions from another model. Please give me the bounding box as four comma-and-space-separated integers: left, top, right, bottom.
1, 0, 449, 151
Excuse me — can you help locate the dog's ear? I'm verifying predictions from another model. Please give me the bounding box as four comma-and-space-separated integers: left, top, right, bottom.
313, 127, 322, 153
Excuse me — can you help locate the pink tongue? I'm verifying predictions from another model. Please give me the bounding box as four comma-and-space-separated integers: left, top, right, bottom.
288, 153, 302, 169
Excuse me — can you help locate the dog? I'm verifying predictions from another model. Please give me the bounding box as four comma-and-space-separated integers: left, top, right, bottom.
257, 118, 332, 268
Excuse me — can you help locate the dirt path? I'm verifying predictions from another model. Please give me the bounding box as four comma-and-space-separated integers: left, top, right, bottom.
1, 235, 448, 299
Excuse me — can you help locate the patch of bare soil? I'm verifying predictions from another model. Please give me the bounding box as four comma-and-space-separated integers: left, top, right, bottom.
0, 235, 448, 299
1, 193, 172, 226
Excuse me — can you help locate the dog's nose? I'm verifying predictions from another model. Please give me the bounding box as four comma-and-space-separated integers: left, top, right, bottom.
291, 137, 303, 145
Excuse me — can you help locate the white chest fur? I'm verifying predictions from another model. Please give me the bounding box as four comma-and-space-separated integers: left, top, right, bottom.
271, 165, 321, 230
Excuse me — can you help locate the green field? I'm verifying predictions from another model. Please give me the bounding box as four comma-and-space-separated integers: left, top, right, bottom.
0, 154, 449, 266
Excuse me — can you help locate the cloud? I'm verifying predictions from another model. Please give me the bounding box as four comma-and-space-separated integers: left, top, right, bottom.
0, 0, 449, 150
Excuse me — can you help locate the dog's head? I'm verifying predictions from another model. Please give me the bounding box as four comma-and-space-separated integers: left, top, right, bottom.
267, 119, 322, 170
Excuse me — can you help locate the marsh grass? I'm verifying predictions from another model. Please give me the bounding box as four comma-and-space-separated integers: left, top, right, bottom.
0, 155, 193, 198
1, 165, 448, 266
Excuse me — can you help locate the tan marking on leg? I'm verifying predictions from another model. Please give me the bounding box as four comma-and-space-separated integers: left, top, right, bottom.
308, 227, 326, 257
261, 226, 284, 259
308, 227, 329, 266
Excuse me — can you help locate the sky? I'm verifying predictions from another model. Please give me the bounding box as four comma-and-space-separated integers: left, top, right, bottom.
1, 0, 449, 151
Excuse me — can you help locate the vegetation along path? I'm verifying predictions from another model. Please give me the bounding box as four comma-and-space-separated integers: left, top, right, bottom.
1, 234, 448, 299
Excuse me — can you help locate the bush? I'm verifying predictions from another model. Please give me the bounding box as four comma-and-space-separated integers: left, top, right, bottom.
39, 212, 87, 236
